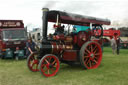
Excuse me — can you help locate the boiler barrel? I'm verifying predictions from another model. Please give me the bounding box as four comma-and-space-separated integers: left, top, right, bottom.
40, 41, 73, 56
40, 42, 52, 56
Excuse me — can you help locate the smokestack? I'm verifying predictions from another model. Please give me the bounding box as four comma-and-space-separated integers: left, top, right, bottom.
42, 8, 49, 40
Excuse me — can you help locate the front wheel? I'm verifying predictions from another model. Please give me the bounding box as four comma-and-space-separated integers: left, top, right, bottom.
39, 54, 60, 77
80, 41, 102, 69
27, 52, 39, 72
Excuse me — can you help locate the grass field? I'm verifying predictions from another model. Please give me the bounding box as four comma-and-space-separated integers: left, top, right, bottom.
0, 47, 128, 85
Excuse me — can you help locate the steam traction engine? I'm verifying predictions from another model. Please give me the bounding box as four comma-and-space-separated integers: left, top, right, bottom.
27, 8, 111, 77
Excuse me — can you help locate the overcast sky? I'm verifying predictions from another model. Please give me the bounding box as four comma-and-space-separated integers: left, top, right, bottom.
0, 0, 128, 31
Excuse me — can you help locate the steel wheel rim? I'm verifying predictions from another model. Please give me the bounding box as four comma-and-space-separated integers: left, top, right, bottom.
83, 42, 102, 69
40, 55, 60, 77
28, 53, 39, 72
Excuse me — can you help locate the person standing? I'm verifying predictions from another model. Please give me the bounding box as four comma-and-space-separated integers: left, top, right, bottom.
110, 37, 117, 54
26, 38, 36, 57
116, 37, 121, 55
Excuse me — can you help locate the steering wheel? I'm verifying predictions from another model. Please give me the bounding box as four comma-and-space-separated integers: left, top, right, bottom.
92, 25, 103, 38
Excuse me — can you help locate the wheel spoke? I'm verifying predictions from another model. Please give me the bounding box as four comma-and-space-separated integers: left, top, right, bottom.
45, 59, 50, 64
52, 60, 56, 65
93, 59, 98, 64
93, 48, 97, 53
31, 63, 34, 68
49, 57, 52, 62
47, 69, 50, 74
94, 53, 100, 56
80, 41, 102, 69
39, 55, 60, 77
27, 53, 39, 72
94, 56, 98, 59
84, 56, 89, 58
84, 58, 88, 64
85, 48, 91, 54
53, 64, 57, 68
92, 45, 97, 52
41, 63, 46, 68
87, 58, 90, 65
43, 67, 48, 72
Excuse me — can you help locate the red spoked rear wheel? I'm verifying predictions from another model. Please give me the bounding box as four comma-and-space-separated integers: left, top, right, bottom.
27, 52, 39, 72
80, 41, 102, 69
39, 54, 60, 77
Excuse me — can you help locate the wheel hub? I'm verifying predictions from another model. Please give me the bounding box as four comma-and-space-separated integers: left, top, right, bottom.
89, 53, 95, 59
46, 64, 54, 69
49, 64, 53, 68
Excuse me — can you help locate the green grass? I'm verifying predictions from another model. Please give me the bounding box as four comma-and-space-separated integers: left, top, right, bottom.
0, 47, 128, 85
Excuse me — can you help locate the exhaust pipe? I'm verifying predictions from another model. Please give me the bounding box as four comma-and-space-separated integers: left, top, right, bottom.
42, 8, 49, 41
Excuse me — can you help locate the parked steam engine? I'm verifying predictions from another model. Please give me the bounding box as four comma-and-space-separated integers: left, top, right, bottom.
27, 8, 111, 77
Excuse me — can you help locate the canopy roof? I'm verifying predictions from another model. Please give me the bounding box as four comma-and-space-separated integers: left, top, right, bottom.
47, 10, 111, 26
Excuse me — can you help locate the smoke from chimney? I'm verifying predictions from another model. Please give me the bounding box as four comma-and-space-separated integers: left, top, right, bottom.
43, 1, 58, 9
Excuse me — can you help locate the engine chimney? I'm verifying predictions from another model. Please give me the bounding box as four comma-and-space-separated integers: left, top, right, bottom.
42, 8, 49, 41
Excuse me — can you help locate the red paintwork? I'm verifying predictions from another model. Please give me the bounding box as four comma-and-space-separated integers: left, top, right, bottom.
0, 39, 6, 51
27, 53, 39, 72
95, 29, 120, 39
53, 34, 65, 40
39, 55, 60, 77
51, 42, 64, 54
62, 50, 77, 61
0, 20, 24, 28
77, 31, 91, 47
29, 8, 111, 77
0, 20, 26, 53
103, 30, 120, 37
82, 42, 102, 69
73, 35, 77, 44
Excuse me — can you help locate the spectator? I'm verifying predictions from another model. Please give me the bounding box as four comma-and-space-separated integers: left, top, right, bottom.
48, 33, 53, 39
26, 37, 36, 57
110, 37, 117, 54
116, 37, 121, 55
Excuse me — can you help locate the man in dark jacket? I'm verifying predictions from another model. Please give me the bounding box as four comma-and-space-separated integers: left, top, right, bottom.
26, 38, 36, 57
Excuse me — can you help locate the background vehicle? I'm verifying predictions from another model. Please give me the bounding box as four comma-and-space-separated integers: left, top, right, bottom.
27, 8, 111, 77
97, 28, 128, 49
0, 20, 27, 60
120, 40, 128, 49
97, 28, 120, 46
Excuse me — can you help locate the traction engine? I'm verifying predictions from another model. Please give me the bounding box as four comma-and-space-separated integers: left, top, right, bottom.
27, 8, 111, 77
